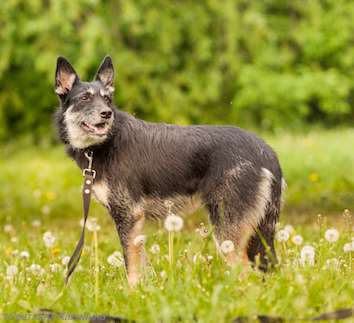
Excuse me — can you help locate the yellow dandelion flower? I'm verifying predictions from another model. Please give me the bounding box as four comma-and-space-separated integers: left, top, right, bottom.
46, 191, 57, 200
5, 247, 13, 257
308, 172, 319, 182
51, 247, 61, 256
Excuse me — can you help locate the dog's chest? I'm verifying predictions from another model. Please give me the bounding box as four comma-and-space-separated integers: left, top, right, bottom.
92, 181, 110, 207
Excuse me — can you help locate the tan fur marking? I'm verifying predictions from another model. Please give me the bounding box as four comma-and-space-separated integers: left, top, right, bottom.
236, 167, 274, 253
92, 180, 110, 207
126, 213, 145, 287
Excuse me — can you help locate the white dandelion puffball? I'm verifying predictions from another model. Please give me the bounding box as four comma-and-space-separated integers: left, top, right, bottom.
284, 224, 295, 234
43, 231, 56, 248
29, 264, 44, 276
164, 214, 184, 232
6, 265, 18, 278
325, 258, 340, 269
31, 219, 41, 227
325, 228, 339, 243
11, 236, 18, 243
343, 243, 352, 253
107, 251, 124, 267
4, 224, 14, 233
220, 240, 235, 254
300, 245, 315, 266
150, 244, 160, 254
62, 256, 70, 266
276, 229, 290, 242
20, 250, 30, 259
87, 218, 101, 232
133, 235, 146, 246
41, 205, 51, 215
292, 235, 303, 246
197, 227, 210, 238
49, 263, 62, 273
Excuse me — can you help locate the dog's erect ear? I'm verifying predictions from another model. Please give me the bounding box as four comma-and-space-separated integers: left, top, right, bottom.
95, 56, 114, 91
55, 57, 79, 96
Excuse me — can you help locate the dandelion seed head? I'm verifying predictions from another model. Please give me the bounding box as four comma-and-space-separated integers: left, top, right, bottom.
220, 240, 235, 254
43, 231, 56, 248
33, 189, 41, 198
49, 263, 62, 273
4, 224, 14, 233
343, 243, 352, 253
31, 219, 41, 227
20, 250, 30, 259
150, 244, 160, 254
6, 265, 18, 278
107, 251, 124, 267
61, 256, 70, 266
325, 258, 340, 269
164, 200, 174, 208
87, 218, 101, 232
164, 214, 184, 232
37, 283, 46, 295
29, 263, 45, 276
300, 245, 315, 266
325, 228, 339, 243
292, 235, 303, 246
276, 229, 290, 242
199, 227, 210, 238
41, 205, 51, 215
284, 224, 295, 234
11, 236, 18, 243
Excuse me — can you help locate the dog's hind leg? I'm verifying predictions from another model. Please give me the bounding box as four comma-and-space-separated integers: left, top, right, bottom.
207, 167, 275, 267
247, 178, 282, 271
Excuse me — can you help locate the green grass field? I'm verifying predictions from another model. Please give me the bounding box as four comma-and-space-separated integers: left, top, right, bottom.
0, 129, 353, 322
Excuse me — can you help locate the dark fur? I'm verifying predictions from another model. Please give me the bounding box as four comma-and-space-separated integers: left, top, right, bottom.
55, 56, 284, 274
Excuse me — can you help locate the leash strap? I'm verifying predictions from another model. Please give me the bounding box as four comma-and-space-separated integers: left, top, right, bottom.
65, 151, 96, 284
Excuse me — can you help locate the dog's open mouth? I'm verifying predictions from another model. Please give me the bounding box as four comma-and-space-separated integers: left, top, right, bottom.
81, 121, 110, 136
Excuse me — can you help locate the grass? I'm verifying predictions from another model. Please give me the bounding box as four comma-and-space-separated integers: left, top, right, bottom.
0, 128, 353, 322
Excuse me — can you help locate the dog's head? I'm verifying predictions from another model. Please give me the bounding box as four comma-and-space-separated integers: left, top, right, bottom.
55, 56, 115, 149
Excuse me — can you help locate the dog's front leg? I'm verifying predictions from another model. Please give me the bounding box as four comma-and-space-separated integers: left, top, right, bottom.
110, 208, 145, 287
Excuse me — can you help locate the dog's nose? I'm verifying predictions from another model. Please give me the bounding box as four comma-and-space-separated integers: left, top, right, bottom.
100, 110, 112, 119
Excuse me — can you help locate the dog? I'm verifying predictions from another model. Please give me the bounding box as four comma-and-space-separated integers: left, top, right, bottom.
55, 56, 285, 286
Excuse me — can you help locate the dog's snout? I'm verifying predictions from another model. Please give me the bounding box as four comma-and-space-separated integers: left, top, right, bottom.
100, 110, 112, 119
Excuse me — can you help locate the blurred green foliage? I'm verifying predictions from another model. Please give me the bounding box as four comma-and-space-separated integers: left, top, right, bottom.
0, 0, 353, 142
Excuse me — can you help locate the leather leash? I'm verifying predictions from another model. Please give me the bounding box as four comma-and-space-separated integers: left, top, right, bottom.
65, 150, 96, 284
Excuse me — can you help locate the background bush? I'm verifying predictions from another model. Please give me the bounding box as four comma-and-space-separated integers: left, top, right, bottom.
0, 0, 353, 142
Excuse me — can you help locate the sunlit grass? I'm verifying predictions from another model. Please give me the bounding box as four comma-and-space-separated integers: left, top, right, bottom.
0, 128, 353, 321
0, 214, 353, 322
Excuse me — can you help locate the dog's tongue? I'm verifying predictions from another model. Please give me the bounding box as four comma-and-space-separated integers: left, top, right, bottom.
94, 126, 108, 135
84, 122, 108, 135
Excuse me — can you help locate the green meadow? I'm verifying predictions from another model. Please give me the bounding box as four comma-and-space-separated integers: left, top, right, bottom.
0, 129, 353, 322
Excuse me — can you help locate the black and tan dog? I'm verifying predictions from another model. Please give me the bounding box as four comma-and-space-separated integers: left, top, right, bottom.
55, 56, 285, 286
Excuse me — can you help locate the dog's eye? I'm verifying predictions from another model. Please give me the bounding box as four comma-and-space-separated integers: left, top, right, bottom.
103, 95, 111, 104
80, 94, 90, 101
